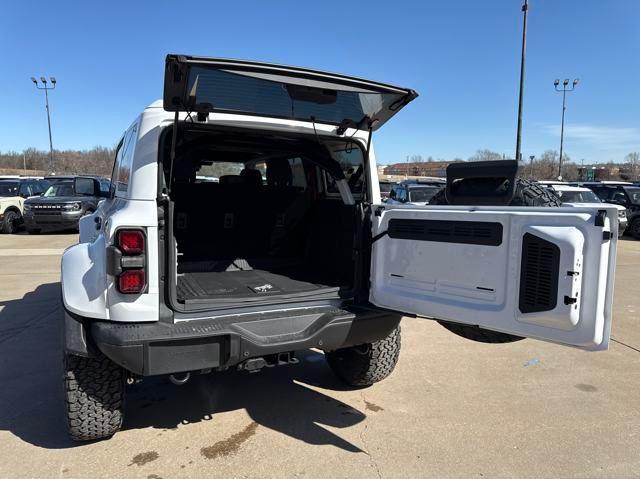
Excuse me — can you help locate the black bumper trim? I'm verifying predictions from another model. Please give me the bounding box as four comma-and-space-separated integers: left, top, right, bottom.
90, 305, 400, 376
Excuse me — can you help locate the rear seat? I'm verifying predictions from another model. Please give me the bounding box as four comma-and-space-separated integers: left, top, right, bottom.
174, 162, 313, 265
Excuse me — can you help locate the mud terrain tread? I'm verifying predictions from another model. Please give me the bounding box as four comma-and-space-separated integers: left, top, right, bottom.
429, 177, 561, 207
325, 326, 401, 386
64, 353, 126, 441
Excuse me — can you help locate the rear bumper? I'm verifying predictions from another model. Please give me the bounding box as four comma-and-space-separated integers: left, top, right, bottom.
67, 305, 400, 376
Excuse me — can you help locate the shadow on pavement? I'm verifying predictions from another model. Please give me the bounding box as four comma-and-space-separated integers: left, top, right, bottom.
0, 282, 71, 449
124, 351, 366, 453
0, 282, 366, 452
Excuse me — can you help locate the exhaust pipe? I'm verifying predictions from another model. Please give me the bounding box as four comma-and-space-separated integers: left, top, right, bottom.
169, 372, 191, 386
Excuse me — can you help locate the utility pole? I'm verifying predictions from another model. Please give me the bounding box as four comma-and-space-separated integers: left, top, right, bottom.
515, 0, 529, 164
553, 78, 579, 180
31, 76, 57, 173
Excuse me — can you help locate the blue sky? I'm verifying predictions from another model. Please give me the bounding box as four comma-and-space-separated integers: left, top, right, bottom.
1, 0, 638, 164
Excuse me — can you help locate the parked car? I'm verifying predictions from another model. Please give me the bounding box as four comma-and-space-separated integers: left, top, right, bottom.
0, 178, 49, 233
387, 183, 442, 205
60, 54, 617, 441
545, 184, 627, 237
378, 180, 395, 201
579, 183, 640, 239
23, 176, 105, 233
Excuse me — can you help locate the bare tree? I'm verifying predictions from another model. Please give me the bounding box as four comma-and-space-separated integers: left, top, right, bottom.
468, 149, 503, 162
625, 152, 640, 181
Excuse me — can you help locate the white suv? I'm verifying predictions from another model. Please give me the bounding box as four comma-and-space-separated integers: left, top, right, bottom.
61, 55, 618, 441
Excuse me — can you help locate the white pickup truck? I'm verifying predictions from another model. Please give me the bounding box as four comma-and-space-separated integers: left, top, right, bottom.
60, 55, 618, 441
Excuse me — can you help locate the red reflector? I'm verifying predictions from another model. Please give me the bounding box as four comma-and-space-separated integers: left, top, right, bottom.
118, 269, 145, 294
118, 230, 145, 255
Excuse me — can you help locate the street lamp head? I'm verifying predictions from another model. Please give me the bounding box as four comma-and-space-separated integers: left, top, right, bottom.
31, 77, 38, 84
529, 155, 535, 160
563, 79, 569, 86
554, 79, 560, 86
40, 76, 47, 84
572, 78, 579, 86
50, 77, 56, 84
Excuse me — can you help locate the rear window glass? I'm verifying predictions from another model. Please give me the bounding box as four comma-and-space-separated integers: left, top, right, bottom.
186, 67, 406, 127
408, 187, 439, 203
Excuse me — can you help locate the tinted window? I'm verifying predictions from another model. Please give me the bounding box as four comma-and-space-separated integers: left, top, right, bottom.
0, 181, 19, 196
116, 124, 138, 194
186, 66, 407, 127
408, 187, 439, 203
588, 186, 611, 201
18, 182, 33, 197
379, 182, 393, 193
75, 178, 96, 196
31, 180, 48, 195
623, 187, 640, 203
99, 179, 111, 193
44, 181, 74, 197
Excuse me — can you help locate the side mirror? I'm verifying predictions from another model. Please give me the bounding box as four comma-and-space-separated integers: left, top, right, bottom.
74, 177, 100, 196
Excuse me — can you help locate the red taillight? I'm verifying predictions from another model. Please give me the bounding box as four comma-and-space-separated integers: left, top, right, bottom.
118, 269, 145, 294
118, 230, 145, 255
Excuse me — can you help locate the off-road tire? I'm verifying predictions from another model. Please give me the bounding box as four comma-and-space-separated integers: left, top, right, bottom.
430, 177, 560, 344
1, 210, 21, 234
64, 353, 126, 441
629, 219, 640, 240
429, 177, 562, 207
325, 326, 401, 387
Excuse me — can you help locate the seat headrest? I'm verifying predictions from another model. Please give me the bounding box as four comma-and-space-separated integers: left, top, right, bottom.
219, 175, 244, 186
266, 160, 292, 187
240, 168, 263, 187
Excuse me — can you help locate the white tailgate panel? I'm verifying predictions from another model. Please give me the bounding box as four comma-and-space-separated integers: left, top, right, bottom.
370, 206, 616, 351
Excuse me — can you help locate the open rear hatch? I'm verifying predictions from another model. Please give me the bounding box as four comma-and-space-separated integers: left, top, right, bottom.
163, 55, 417, 131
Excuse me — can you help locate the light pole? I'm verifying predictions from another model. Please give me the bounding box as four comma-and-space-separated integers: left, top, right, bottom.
554, 78, 578, 180
31, 76, 57, 173
529, 155, 535, 179
515, 0, 529, 164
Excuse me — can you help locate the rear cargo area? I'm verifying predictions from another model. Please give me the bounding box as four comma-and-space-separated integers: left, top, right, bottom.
165, 126, 363, 308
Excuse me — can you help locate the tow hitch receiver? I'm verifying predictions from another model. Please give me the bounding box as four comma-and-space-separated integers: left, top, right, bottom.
240, 352, 299, 372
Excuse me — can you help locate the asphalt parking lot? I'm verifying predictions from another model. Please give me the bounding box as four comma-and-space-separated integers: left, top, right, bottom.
0, 233, 639, 479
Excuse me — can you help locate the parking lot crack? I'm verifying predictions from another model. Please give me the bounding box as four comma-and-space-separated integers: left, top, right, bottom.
359, 392, 383, 479
611, 337, 640, 354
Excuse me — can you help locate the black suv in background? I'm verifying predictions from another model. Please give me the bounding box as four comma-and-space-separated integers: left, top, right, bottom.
582, 183, 640, 238
23, 176, 108, 233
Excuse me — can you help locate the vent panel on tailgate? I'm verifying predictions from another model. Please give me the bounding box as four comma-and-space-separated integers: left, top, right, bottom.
519, 233, 560, 313
387, 219, 503, 246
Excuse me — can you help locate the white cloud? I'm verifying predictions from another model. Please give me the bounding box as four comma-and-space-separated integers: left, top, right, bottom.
542, 124, 640, 151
